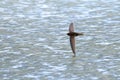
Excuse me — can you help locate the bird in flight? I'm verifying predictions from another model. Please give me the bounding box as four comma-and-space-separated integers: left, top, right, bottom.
67, 23, 83, 57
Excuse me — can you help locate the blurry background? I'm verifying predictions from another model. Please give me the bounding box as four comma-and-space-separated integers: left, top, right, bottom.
0, 0, 120, 80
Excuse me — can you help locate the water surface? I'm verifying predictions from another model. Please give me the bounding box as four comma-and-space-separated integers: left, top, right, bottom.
0, 0, 120, 80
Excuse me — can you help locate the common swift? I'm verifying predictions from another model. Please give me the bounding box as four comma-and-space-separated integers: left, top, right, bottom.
67, 23, 83, 57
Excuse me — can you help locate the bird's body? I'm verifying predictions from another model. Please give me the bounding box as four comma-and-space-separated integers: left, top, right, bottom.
67, 23, 83, 57
67, 32, 83, 36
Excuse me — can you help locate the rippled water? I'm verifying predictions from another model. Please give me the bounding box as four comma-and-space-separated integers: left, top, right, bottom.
0, 0, 120, 80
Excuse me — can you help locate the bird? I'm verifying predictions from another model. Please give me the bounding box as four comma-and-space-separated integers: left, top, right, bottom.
67, 23, 83, 57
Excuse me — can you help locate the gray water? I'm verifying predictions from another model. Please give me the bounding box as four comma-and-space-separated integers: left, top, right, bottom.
0, 0, 120, 80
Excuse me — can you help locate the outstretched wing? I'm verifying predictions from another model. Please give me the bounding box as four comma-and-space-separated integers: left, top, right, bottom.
69, 23, 74, 32
70, 36, 76, 55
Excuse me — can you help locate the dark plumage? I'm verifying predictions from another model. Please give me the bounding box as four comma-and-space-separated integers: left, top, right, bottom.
67, 23, 83, 57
